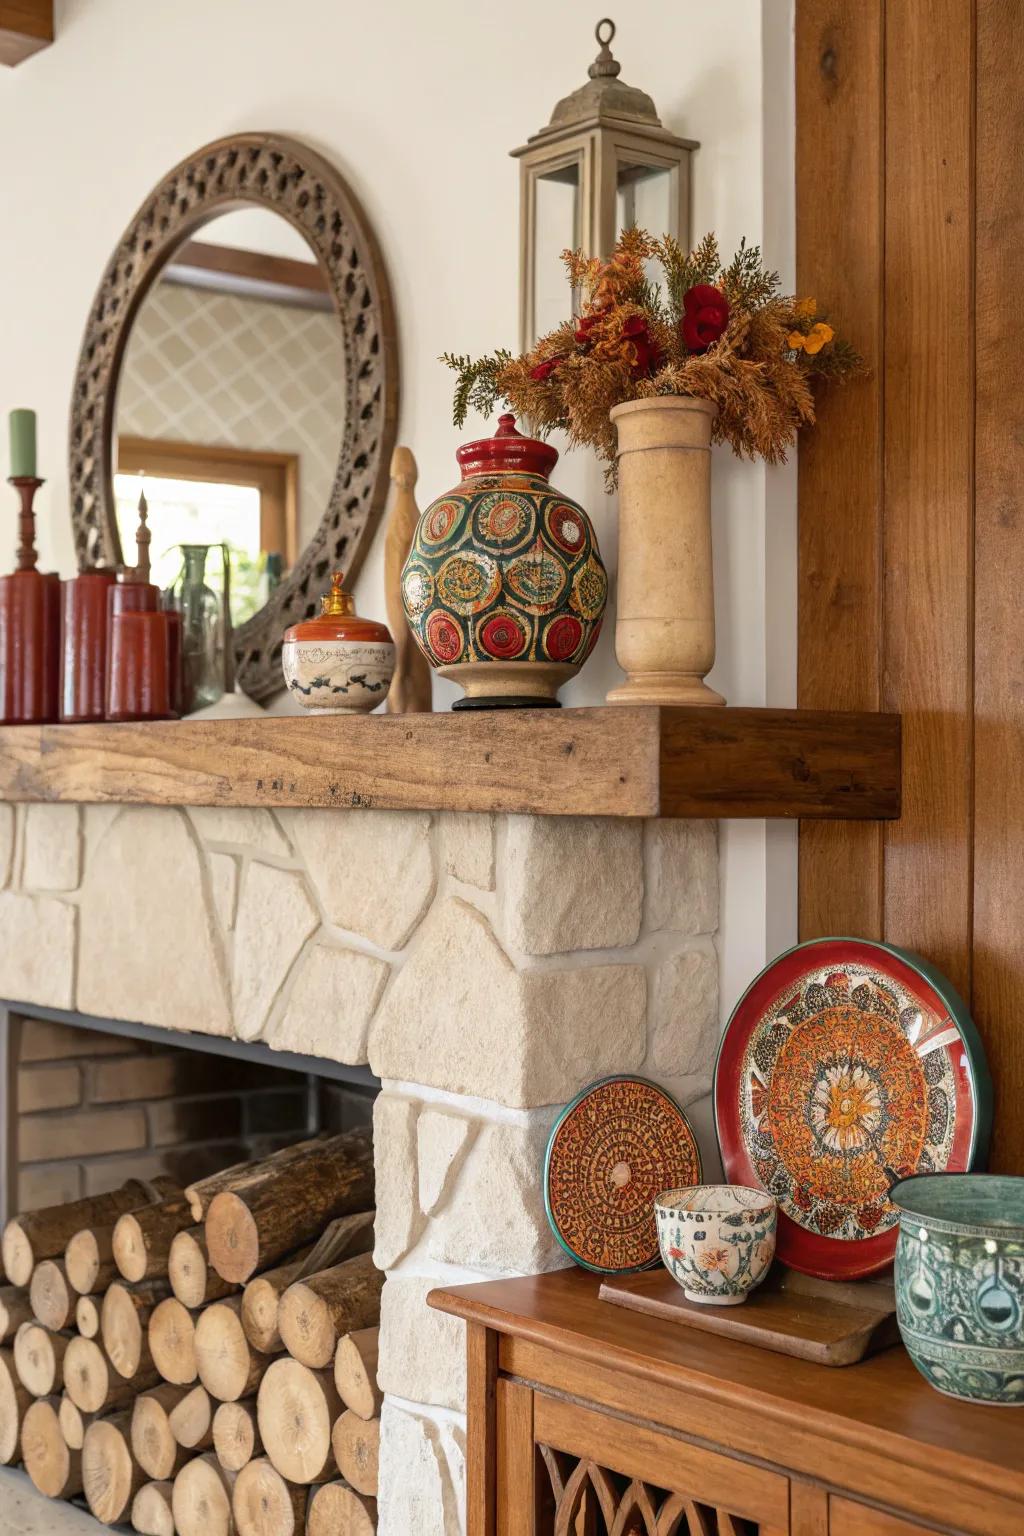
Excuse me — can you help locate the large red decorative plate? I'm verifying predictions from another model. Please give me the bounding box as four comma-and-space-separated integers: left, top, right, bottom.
544, 1076, 702, 1275
715, 939, 992, 1279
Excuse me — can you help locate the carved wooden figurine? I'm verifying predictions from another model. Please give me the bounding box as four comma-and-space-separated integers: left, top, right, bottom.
385, 447, 432, 714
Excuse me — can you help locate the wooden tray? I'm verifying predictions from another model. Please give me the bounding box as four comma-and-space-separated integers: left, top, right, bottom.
598, 1264, 900, 1366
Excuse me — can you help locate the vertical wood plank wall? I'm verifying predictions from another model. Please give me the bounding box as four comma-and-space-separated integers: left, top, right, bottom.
796, 0, 1022, 1171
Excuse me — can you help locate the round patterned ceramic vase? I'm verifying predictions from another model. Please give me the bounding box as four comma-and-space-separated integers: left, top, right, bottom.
544, 1076, 702, 1275
891, 1174, 1024, 1405
655, 1185, 777, 1306
714, 939, 992, 1280
401, 414, 607, 707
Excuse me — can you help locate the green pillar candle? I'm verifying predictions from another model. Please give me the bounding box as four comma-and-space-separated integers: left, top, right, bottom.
8, 409, 37, 479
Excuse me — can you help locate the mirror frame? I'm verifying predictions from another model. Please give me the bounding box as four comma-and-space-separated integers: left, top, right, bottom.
68, 132, 399, 701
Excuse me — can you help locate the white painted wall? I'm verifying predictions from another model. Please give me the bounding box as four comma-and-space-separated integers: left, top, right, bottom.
0, 0, 796, 1057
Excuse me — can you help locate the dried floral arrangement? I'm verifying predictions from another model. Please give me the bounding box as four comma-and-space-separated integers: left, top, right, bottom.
443, 229, 860, 478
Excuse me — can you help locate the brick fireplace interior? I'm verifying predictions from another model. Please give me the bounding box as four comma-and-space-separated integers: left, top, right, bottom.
2, 1003, 379, 1225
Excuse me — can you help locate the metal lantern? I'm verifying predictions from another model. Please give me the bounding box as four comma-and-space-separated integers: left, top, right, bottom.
511, 18, 697, 348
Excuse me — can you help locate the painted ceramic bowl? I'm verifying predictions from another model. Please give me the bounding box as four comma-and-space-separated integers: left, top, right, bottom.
655, 1185, 777, 1306
891, 1173, 1024, 1405
401, 414, 607, 708
281, 572, 394, 714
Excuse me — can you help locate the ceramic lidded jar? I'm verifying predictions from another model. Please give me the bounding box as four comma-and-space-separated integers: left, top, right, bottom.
401, 414, 607, 708
281, 572, 394, 714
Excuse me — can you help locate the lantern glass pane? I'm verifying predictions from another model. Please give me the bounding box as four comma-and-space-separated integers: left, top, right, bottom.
533, 161, 581, 340
616, 161, 676, 295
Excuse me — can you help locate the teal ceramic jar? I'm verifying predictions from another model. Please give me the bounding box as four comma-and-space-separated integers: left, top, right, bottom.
891, 1173, 1024, 1404
401, 414, 607, 709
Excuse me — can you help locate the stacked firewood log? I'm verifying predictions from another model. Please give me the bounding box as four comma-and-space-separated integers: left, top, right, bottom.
0, 1128, 383, 1533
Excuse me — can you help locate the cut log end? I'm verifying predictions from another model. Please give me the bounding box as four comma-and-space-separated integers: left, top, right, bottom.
213, 1397, 262, 1473
0, 1284, 33, 1344
0, 1348, 32, 1465
63, 1336, 112, 1415
233, 1457, 307, 1536
279, 1251, 382, 1370
65, 1226, 114, 1296
76, 1295, 100, 1339
132, 1386, 193, 1482
132, 1480, 176, 1536
101, 1282, 148, 1379
82, 1411, 144, 1525
172, 1452, 236, 1536
308, 1479, 377, 1536
1, 1221, 34, 1288
111, 1212, 148, 1284
205, 1192, 260, 1284
168, 1384, 213, 1451
148, 1296, 198, 1385
22, 1396, 83, 1500
196, 1297, 268, 1403
331, 1409, 380, 1498
334, 1327, 381, 1421
169, 1227, 235, 1309
13, 1321, 68, 1397
257, 1357, 339, 1485
29, 1258, 73, 1331
58, 1394, 90, 1451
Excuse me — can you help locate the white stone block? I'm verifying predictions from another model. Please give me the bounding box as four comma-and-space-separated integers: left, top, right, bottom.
373, 1094, 424, 1269
208, 852, 238, 931
233, 863, 319, 1041
0, 893, 75, 1008
369, 897, 646, 1107
377, 1275, 466, 1411
187, 806, 291, 855
268, 941, 388, 1064
644, 819, 719, 934
286, 808, 435, 950
23, 804, 81, 892
650, 945, 720, 1077
418, 1107, 475, 1216
78, 808, 231, 1035
441, 812, 495, 890
378, 1402, 461, 1536
501, 814, 642, 955
427, 1119, 564, 1273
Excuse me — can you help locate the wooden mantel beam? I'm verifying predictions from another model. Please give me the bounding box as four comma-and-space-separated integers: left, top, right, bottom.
0, 0, 53, 66
0, 706, 901, 821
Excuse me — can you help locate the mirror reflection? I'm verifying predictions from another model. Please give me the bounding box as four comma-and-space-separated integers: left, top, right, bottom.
113, 208, 347, 627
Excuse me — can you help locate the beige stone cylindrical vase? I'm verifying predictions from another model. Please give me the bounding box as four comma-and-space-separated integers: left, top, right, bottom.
606, 396, 725, 707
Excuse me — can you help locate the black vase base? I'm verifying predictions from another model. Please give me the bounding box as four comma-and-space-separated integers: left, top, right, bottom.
452, 695, 562, 711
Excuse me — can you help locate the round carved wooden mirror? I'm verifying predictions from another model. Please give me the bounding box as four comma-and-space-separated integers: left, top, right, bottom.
69, 132, 398, 702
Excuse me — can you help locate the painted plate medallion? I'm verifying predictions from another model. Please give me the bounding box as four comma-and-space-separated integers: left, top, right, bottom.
715, 939, 992, 1278
545, 1076, 702, 1275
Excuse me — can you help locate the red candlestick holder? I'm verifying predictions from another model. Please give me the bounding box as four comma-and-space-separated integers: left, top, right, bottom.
0, 477, 60, 725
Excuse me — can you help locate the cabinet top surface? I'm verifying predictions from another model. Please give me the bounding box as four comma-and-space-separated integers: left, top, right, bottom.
431, 1267, 1024, 1498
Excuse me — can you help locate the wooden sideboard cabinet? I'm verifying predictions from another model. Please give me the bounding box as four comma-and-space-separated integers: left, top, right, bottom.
430, 1268, 1024, 1536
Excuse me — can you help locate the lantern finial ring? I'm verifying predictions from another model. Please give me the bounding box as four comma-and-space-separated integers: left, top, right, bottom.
596, 17, 615, 46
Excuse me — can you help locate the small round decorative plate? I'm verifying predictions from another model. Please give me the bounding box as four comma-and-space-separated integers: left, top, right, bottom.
714, 939, 992, 1279
544, 1076, 702, 1274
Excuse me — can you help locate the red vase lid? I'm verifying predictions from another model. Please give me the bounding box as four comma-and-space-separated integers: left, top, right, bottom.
456, 414, 558, 480
284, 571, 392, 644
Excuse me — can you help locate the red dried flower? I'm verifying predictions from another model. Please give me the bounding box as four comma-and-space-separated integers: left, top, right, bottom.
681, 283, 730, 352
530, 357, 563, 381
574, 314, 601, 347
621, 314, 662, 377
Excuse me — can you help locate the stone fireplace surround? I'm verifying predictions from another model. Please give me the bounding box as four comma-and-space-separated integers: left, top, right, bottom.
0, 800, 719, 1534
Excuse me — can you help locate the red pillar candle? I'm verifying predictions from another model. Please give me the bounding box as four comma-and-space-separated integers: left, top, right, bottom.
60, 569, 116, 723
105, 609, 173, 721
0, 569, 60, 723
